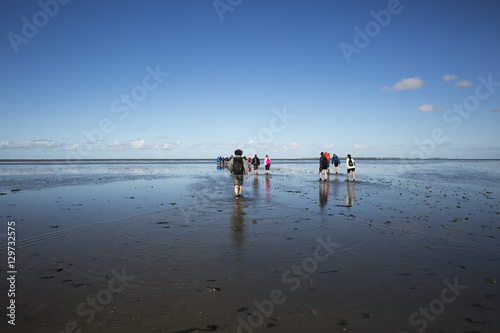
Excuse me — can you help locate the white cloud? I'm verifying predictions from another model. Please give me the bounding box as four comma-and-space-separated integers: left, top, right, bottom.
454, 80, 472, 88
130, 139, 147, 149
106, 139, 182, 151
108, 139, 147, 150
241, 139, 258, 145
0, 139, 63, 149
64, 143, 80, 150
382, 77, 425, 92
154, 141, 182, 150
353, 144, 378, 151
416, 104, 445, 112
442, 74, 459, 82
283, 142, 302, 151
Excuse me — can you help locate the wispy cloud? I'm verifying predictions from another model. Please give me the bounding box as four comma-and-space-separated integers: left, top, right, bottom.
283, 142, 302, 151
491, 108, 500, 112
0, 139, 63, 149
153, 142, 182, 150
67, 139, 183, 151
382, 77, 425, 92
443, 74, 472, 88
416, 104, 446, 112
353, 144, 378, 151
454, 80, 472, 88
108, 139, 148, 150
64, 143, 80, 150
442, 74, 459, 82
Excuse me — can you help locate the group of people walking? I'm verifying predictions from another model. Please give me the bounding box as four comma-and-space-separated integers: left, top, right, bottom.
245, 154, 271, 175
227, 149, 357, 198
228, 150, 271, 198
319, 152, 356, 182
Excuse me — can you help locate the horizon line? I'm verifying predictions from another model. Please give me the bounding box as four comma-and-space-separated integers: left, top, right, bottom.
1, 157, 499, 162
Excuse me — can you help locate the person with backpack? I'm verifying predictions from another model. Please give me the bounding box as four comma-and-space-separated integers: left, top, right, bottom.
251, 154, 261, 174
346, 154, 356, 181
229, 149, 249, 198
264, 155, 271, 174
319, 152, 328, 181
332, 154, 340, 174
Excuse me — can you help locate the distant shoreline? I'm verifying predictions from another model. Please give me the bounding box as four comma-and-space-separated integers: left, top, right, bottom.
1, 158, 499, 162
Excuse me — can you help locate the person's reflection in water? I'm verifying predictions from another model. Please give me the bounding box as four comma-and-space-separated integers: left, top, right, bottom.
253, 172, 260, 200
319, 180, 330, 210
232, 200, 246, 263
346, 181, 356, 207
331, 173, 339, 196
265, 174, 271, 204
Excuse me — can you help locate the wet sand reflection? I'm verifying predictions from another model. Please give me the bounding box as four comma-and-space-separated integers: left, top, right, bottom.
346, 181, 356, 207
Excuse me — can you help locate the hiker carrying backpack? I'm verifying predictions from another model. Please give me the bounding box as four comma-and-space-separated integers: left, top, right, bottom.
232, 156, 244, 174
346, 154, 356, 181
251, 154, 260, 174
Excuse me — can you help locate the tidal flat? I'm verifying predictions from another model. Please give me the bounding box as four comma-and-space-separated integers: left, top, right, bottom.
0, 159, 499, 332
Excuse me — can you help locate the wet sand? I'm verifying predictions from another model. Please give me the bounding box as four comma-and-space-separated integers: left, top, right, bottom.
1, 160, 499, 332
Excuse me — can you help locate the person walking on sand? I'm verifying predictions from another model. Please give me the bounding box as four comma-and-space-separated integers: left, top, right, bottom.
325, 152, 331, 174
319, 152, 328, 181
346, 154, 356, 181
251, 154, 260, 174
229, 149, 249, 198
265, 155, 271, 174
332, 154, 340, 174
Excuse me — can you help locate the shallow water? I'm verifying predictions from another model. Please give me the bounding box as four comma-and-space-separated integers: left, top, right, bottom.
0, 160, 499, 332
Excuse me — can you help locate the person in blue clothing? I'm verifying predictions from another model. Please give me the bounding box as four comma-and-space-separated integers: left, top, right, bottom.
332, 153, 340, 174
319, 152, 328, 181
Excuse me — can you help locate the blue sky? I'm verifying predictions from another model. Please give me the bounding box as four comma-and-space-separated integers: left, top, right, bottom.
1, 0, 499, 159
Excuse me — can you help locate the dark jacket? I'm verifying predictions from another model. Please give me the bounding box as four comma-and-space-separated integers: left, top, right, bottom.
320, 155, 328, 169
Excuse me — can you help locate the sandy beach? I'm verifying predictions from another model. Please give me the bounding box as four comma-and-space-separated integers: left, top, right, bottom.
1, 159, 499, 332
